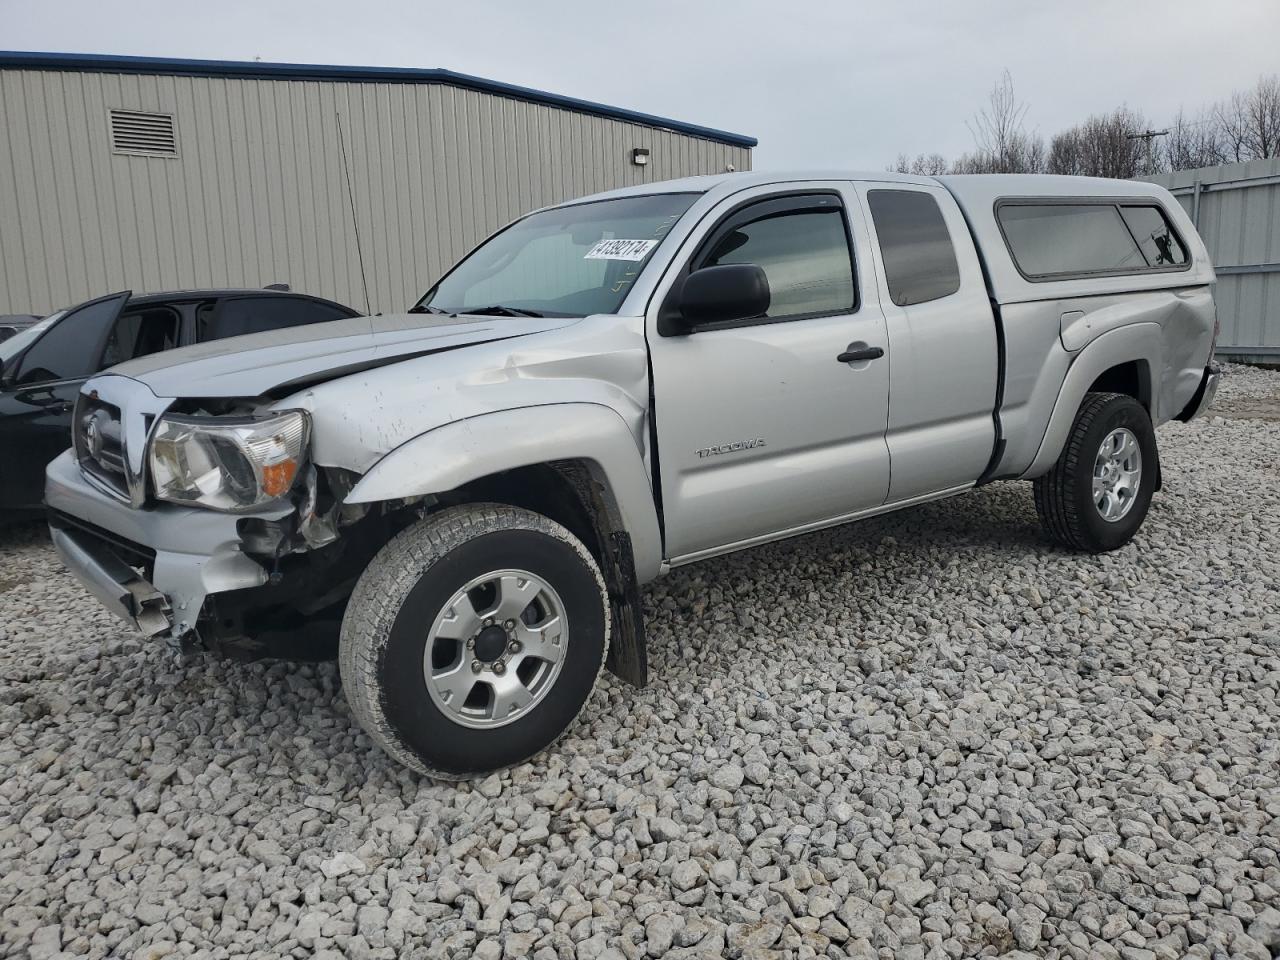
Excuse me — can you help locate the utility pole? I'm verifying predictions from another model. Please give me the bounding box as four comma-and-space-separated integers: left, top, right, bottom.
1127, 129, 1169, 176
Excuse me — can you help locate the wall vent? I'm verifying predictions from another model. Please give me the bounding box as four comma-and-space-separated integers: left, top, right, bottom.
108, 109, 177, 157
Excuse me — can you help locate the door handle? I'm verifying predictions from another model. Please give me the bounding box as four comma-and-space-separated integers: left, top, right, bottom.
836, 345, 884, 364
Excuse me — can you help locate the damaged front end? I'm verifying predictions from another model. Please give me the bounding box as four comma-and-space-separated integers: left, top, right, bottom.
46, 374, 428, 660
211, 464, 429, 660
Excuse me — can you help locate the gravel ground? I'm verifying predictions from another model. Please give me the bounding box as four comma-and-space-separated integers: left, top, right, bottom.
2, 365, 1279, 960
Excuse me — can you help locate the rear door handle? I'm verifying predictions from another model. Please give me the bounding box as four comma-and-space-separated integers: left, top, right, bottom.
837, 345, 884, 364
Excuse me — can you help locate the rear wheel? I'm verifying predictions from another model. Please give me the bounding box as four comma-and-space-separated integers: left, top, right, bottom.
339, 504, 610, 778
1033, 392, 1158, 553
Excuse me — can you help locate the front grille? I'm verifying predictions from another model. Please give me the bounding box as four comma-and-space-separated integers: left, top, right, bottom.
73, 394, 131, 500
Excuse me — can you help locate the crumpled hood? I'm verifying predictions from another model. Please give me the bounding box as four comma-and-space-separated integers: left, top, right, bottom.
110, 312, 578, 398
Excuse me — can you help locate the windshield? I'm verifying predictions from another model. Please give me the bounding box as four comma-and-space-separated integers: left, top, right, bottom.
0, 311, 64, 369
417, 193, 698, 318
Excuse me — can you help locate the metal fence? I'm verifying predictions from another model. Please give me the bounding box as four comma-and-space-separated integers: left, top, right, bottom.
1143, 158, 1280, 362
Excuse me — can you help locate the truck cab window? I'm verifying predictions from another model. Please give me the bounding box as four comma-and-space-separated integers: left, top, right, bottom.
698, 204, 855, 320
866, 189, 961, 306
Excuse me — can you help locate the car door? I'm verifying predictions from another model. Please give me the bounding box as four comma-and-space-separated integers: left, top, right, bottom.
858, 184, 998, 501
647, 185, 891, 562
0, 291, 129, 509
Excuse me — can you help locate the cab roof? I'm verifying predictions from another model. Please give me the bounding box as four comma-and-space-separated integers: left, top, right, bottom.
570, 170, 1178, 204
568, 170, 939, 204
567, 171, 1213, 305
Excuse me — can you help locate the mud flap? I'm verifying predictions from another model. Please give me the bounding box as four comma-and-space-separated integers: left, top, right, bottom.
604, 531, 648, 687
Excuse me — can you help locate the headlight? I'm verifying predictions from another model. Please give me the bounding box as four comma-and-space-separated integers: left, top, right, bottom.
149, 410, 310, 511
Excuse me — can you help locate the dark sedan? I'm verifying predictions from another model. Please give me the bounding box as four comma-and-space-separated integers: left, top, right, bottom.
1, 287, 360, 513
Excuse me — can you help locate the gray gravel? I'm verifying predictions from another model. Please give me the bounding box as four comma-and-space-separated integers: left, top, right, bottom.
3, 364, 1279, 960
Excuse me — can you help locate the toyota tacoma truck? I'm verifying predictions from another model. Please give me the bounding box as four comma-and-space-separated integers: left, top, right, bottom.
45, 172, 1220, 778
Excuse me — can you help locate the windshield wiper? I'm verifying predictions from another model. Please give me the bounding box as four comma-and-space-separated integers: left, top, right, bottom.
461, 304, 545, 318
407, 304, 453, 315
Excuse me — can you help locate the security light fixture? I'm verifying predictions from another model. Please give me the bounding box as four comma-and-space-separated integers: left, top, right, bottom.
631, 147, 650, 166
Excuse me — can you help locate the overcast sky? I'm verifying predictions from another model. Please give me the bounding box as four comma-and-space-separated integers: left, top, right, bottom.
5, 0, 1279, 169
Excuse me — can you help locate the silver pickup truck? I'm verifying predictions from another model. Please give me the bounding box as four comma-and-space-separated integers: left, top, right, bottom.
46, 172, 1219, 777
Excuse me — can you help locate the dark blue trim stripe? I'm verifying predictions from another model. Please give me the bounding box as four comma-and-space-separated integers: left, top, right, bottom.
0, 50, 758, 148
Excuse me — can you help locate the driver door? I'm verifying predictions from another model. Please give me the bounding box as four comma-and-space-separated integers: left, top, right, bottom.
0, 291, 129, 509
647, 185, 891, 562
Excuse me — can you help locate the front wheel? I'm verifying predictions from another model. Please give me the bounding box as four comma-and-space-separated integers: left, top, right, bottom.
339, 504, 610, 778
1033, 392, 1159, 553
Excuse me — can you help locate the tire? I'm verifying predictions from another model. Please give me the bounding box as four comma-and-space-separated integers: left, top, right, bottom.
1033, 392, 1159, 553
339, 504, 610, 779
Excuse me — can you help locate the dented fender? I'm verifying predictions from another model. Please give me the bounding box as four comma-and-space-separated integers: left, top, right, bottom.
1021, 322, 1164, 479
345, 403, 664, 582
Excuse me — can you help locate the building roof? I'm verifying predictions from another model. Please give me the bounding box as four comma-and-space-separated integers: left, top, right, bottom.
0, 50, 757, 149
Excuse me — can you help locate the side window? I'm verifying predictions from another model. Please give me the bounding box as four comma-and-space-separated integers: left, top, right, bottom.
996, 202, 1188, 279
199, 297, 352, 342
697, 199, 855, 320
866, 190, 961, 306
13, 297, 124, 385
1120, 205, 1188, 267
100, 307, 179, 369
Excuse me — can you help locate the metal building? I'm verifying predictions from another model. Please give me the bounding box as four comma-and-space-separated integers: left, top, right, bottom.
0, 52, 755, 317
1144, 158, 1280, 363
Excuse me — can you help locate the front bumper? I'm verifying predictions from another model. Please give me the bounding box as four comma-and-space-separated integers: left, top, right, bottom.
45, 451, 287, 639
1176, 362, 1221, 422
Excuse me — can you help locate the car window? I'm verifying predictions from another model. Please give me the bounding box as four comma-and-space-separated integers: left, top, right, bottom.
199, 297, 353, 341
998, 203, 1149, 278
420, 193, 697, 318
457, 231, 611, 312
0, 311, 63, 368
867, 189, 962, 306
11, 298, 124, 386
100, 307, 179, 368
698, 204, 855, 320
1120, 205, 1188, 267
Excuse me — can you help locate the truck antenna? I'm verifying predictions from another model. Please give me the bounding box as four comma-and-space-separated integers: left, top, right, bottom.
336, 111, 372, 315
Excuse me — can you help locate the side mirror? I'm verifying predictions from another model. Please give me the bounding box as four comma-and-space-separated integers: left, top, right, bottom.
673, 263, 770, 330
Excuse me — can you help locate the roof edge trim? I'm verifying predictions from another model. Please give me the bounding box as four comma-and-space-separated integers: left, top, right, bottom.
0, 50, 758, 148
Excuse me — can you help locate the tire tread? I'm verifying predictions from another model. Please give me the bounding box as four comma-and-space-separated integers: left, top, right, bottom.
338, 503, 610, 780
1033, 391, 1129, 552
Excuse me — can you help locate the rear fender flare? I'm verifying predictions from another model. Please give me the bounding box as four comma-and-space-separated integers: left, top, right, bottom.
1021, 322, 1163, 479
344, 403, 663, 582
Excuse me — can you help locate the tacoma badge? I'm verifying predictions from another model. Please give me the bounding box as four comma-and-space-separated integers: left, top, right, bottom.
696, 438, 767, 458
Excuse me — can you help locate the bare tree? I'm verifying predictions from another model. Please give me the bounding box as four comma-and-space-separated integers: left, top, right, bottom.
1214, 74, 1280, 162
954, 71, 1045, 173
1215, 92, 1253, 162
1164, 109, 1227, 171
891, 152, 949, 175
883, 71, 1280, 176
1047, 108, 1151, 178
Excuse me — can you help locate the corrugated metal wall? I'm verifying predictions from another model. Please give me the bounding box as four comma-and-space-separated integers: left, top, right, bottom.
0, 68, 752, 316
1144, 158, 1280, 361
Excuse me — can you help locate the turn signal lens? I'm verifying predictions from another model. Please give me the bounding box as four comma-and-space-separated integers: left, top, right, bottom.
261, 459, 299, 498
